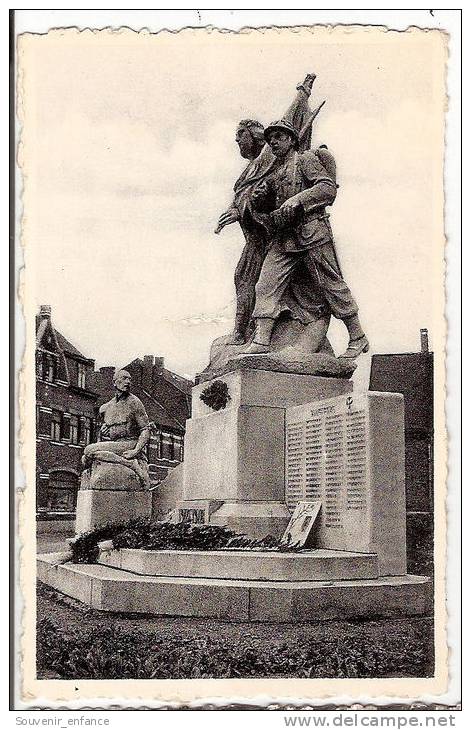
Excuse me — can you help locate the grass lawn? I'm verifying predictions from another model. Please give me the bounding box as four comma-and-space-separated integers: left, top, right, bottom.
37, 581, 434, 680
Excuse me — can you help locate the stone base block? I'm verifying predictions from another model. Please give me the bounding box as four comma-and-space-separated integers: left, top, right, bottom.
75, 489, 152, 535
97, 546, 379, 581
37, 553, 249, 620
192, 369, 353, 418
151, 463, 184, 519
37, 552, 432, 622
209, 501, 291, 540
183, 405, 286, 503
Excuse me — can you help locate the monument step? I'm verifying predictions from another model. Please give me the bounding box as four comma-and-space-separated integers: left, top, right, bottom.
37, 553, 431, 623
96, 546, 380, 582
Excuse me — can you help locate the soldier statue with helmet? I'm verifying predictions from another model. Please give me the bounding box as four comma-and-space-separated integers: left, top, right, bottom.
245, 118, 369, 360
200, 73, 368, 381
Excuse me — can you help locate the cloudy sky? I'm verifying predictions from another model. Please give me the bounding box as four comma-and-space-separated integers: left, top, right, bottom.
20, 26, 446, 379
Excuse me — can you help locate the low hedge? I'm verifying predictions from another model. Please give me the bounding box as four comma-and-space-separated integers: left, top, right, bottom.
37, 616, 433, 679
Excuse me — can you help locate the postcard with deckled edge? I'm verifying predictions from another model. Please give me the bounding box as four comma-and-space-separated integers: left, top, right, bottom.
16, 22, 453, 707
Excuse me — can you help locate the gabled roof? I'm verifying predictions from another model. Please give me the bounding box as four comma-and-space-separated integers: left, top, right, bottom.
36, 313, 70, 383
55, 331, 89, 360
160, 368, 193, 396
124, 358, 192, 430
36, 313, 91, 361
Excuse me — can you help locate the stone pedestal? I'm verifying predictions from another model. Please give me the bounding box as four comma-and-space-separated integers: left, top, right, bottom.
191, 368, 353, 418
75, 489, 152, 535
37, 550, 431, 622
180, 369, 352, 539
75, 456, 152, 535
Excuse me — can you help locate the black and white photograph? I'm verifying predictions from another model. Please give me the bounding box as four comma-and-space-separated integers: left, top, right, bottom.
12, 9, 461, 712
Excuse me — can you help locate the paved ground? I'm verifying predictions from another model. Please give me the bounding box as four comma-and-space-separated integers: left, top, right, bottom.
37, 532, 73, 554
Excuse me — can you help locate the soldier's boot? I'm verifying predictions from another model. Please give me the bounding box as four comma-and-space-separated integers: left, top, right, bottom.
228, 313, 248, 345
340, 314, 369, 359
240, 317, 275, 355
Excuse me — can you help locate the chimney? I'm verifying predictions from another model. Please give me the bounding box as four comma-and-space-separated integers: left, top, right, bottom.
154, 357, 164, 372
39, 305, 51, 319
420, 328, 429, 354
99, 366, 115, 385
142, 355, 154, 392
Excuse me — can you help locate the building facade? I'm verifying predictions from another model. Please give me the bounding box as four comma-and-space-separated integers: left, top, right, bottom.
369, 345, 434, 515
36, 306, 193, 526
369, 330, 434, 573
36, 305, 97, 524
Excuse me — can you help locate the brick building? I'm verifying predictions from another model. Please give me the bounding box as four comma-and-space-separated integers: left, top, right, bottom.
36, 305, 97, 524
369, 329, 434, 572
36, 306, 193, 526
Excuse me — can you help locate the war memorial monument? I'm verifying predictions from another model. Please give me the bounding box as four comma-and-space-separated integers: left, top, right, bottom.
37, 74, 431, 623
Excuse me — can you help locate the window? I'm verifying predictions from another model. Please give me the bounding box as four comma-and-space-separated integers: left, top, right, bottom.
161, 432, 171, 460
36, 353, 57, 381
51, 410, 62, 441
148, 435, 158, 462
47, 471, 78, 513
83, 417, 92, 445
45, 355, 56, 383
70, 415, 79, 445
36, 353, 44, 379
47, 488, 76, 512
169, 435, 175, 461
77, 362, 86, 389
79, 416, 92, 446
38, 408, 51, 437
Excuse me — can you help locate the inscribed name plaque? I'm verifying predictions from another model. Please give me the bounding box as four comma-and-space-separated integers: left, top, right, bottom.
285, 392, 407, 576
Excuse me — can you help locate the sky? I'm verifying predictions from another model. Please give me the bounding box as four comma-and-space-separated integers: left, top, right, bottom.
20, 26, 447, 379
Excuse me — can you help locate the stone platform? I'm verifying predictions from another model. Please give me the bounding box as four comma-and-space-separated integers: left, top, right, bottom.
97, 545, 379, 581
37, 550, 431, 622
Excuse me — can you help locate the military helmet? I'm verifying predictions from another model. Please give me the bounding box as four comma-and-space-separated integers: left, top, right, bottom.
264, 119, 300, 150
